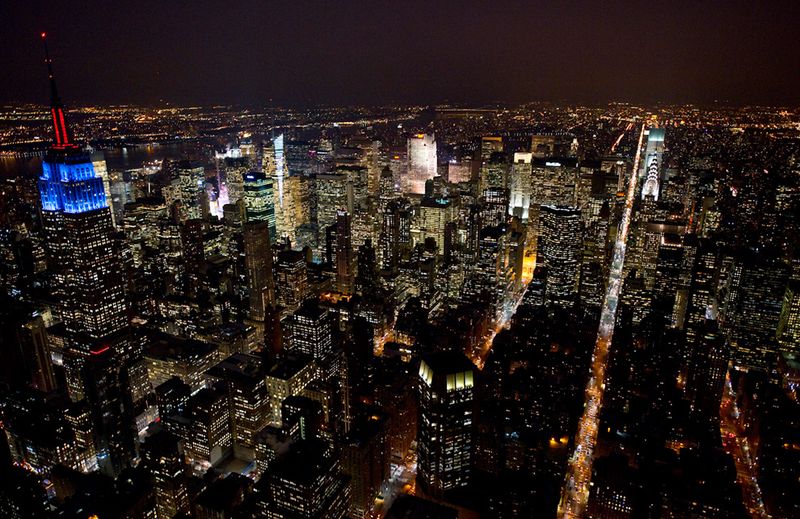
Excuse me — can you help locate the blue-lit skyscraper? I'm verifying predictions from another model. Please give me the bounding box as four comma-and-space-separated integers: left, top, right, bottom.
38, 36, 126, 344
36, 34, 135, 477
39, 158, 108, 214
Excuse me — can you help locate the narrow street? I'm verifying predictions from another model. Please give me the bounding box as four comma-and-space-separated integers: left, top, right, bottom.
720, 371, 770, 519
372, 452, 417, 518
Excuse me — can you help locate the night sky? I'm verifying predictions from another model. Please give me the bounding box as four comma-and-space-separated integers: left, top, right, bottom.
2, 0, 799, 107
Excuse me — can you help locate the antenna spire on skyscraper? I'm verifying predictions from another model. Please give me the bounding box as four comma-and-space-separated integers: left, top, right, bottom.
41, 32, 73, 148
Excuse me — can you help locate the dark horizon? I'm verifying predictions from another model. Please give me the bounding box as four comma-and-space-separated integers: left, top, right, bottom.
4, 99, 799, 111
2, 1, 799, 108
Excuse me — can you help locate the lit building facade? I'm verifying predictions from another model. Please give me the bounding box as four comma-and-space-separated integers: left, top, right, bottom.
244, 221, 275, 322
418, 197, 455, 255
417, 351, 476, 497
177, 161, 205, 220
407, 133, 437, 195
538, 205, 582, 307
244, 172, 277, 239
639, 128, 665, 200
255, 439, 351, 519
509, 152, 533, 221
36, 43, 135, 477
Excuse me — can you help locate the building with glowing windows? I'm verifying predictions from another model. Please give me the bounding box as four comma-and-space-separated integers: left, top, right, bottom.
275, 249, 310, 313
185, 384, 233, 468
407, 133, 437, 195
509, 152, 533, 221
177, 160, 205, 220
265, 353, 318, 426
418, 197, 456, 255
480, 135, 504, 165
685, 320, 728, 418
1, 388, 83, 475
206, 353, 269, 461
463, 225, 514, 319
725, 250, 788, 370
641, 157, 661, 200
316, 172, 348, 230
530, 133, 574, 158
538, 205, 582, 307
244, 221, 275, 323
417, 351, 476, 498
530, 158, 579, 209
640, 127, 665, 201
778, 279, 800, 353
335, 210, 354, 295
144, 333, 222, 392
379, 200, 410, 274
285, 300, 337, 374
254, 439, 351, 519
244, 171, 277, 239
341, 411, 390, 519
141, 431, 191, 519
220, 156, 249, 205
586, 455, 636, 518
266, 134, 298, 241
480, 151, 507, 194
36, 37, 135, 477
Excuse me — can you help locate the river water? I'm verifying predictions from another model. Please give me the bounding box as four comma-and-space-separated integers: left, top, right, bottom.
0, 141, 207, 178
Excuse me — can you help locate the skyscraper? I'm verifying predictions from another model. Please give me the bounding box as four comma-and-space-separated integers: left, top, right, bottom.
254, 439, 351, 519
480, 151, 507, 194
419, 197, 455, 256
206, 353, 269, 461
275, 249, 309, 312
36, 34, 135, 476
243, 221, 275, 323
509, 152, 533, 221
355, 239, 378, 297
316, 172, 348, 230
463, 225, 513, 318
177, 160, 206, 220
335, 210, 354, 295
685, 320, 729, 419
639, 127, 665, 201
286, 299, 336, 376
480, 136, 504, 165
537, 205, 582, 307
221, 156, 249, 205
185, 383, 233, 467
0, 304, 57, 393
725, 250, 788, 370
407, 133, 437, 195
285, 299, 350, 432
140, 430, 191, 519
244, 171, 277, 239
417, 351, 476, 498
341, 411, 390, 519
379, 200, 406, 274
777, 279, 800, 353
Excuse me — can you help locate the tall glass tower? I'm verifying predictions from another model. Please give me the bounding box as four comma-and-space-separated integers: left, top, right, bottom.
243, 171, 277, 239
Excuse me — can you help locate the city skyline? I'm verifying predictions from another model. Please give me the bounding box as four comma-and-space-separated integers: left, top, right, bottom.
0, 8, 799, 519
